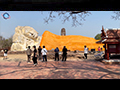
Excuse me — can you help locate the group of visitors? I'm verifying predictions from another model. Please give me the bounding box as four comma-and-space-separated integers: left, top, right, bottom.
54, 46, 67, 61
26, 45, 68, 66
2, 45, 89, 66
84, 46, 103, 59
26, 45, 47, 66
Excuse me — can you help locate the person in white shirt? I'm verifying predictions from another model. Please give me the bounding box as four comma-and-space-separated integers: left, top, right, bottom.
84, 45, 88, 59
41, 46, 47, 62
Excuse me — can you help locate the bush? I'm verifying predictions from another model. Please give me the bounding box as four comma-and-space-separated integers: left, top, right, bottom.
94, 33, 101, 40
0, 35, 13, 49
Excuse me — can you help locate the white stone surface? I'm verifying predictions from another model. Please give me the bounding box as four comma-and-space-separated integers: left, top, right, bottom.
11, 26, 42, 51
103, 59, 120, 62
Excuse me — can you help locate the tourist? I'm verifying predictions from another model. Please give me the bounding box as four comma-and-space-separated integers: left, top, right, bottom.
54, 47, 59, 61
98, 46, 101, 53
26, 46, 32, 63
41, 46, 47, 62
32, 46, 38, 66
101, 48, 103, 52
3, 48, 8, 60
38, 46, 42, 61
62, 46, 67, 61
84, 45, 88, 59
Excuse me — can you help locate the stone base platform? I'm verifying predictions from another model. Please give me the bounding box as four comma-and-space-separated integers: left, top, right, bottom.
102, 59, 120, 64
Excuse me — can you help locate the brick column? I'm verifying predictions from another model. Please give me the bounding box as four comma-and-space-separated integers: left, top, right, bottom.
107, 44, 109, 60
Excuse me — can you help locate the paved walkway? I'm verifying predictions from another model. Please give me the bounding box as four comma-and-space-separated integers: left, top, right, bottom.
0, 59, 120, 79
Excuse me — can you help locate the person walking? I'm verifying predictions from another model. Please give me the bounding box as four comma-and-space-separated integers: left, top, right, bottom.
32, 46, 38, 66
38, 46, 42, 61
26, 46, 32, 63
84, 45, 88, 59
41, 46, 47, 62
3, 48, 8, 60
62, 46, 67, 61
54, 47, 59, 61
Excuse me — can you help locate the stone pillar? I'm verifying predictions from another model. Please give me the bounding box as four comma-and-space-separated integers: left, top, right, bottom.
61, 28, 66, 36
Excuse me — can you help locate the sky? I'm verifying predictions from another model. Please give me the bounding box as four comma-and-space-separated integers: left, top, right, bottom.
0, 11, 120, 39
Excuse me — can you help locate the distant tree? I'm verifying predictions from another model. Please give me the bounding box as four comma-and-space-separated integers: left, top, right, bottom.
7, 35, 13, 47
0, 35, 13, 49
95, 33, 101, 40
0, 36, 4, 48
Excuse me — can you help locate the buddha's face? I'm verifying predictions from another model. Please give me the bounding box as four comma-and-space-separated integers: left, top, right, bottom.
22, 26, 39, 40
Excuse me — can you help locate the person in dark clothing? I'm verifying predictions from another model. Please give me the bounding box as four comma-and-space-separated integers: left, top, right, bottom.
38, 46, 42, 61
3, 49, 8, 60
62, 46, 67, 61
54, 47, 59, 61
32, 46, 37, 66
26, 46, 32, 63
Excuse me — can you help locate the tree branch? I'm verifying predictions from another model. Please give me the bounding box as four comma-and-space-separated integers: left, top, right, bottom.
112, 11, 120, 20
43, 11, 91, 27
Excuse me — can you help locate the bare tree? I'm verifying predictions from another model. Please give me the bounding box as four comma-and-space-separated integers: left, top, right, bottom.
42, 11, 91, 27
112, 11, 120, 20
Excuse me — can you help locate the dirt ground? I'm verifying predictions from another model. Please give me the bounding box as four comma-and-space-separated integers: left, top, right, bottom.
1, 53, 120, 79
0, 53, 95, 62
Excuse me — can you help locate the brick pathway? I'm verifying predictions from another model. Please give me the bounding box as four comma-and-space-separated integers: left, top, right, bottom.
0, 59, 120, 79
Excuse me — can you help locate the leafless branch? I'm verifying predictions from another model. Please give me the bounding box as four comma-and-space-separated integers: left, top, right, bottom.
43, 11, 91, 27
43, 11, 56, 24
112, 11, 120, 20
